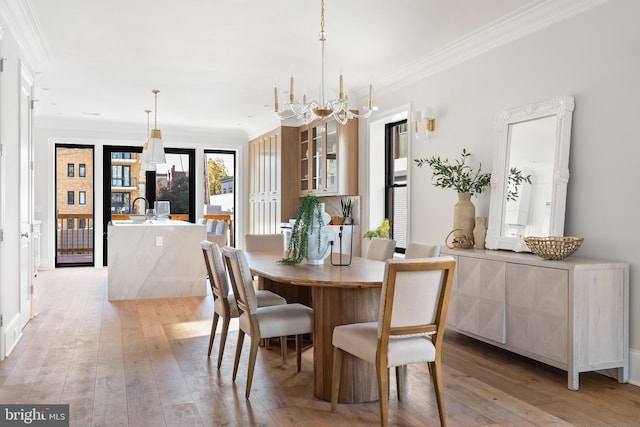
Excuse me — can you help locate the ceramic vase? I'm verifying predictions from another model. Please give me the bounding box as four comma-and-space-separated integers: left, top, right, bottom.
473, 216, 487, 249
306, 206, 336, 265
453, 192, 475, 240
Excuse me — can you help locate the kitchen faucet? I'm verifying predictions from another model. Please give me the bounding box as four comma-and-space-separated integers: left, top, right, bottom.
131, 197, 149, 214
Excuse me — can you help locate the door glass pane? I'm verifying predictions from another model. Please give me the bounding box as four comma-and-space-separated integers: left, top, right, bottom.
204, 150, 236, 245
155, 152, 191, 218
55, 145, 95, 266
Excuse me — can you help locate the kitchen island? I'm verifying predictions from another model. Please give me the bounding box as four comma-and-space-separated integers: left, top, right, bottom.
107, 220, 207, 300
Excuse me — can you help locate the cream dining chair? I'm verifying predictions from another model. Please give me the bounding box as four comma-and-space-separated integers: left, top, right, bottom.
330, 256, 456, 427
405, 242, 442, 259
200, 241, 286, 369
366, 237, 396, 261
223, 246, 314, 399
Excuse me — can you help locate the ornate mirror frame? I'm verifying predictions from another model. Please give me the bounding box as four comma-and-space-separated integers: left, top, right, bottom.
485, 95, 575, 251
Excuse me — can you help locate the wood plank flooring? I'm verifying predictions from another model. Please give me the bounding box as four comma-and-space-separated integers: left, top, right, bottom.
1, 267, 639, 426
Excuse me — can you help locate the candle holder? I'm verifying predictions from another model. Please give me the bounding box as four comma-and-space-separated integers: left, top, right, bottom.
330, 224, 353, 266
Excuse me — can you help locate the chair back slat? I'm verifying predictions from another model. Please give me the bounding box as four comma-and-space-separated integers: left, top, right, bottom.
366, 237, 396, 261
201, 241, 226, 299
377, 257, 456, 340
405, 242, 442, 259
222, 246, 257, 314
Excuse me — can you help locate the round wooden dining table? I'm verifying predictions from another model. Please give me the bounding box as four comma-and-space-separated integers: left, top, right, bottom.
244, 251, 386, 403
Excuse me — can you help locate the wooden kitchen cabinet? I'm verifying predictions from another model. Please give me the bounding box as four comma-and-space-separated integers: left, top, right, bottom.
248, 127, 299, 234
443, 247, 629, 390
299, 117, 357, 197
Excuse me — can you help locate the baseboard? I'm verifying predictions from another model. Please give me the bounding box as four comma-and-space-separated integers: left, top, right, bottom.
630, 347, 640, 387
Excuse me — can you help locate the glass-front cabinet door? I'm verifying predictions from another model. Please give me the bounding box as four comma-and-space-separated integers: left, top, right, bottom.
299, 117, 357, 197
325, 120, 337, 193
299, 128, 309, 193
311, 123, 324, 192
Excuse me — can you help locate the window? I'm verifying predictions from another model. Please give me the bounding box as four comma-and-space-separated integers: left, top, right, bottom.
112, 165, 131, 187
67, 191, 75, 205
67, 219, 74, 229
79, 191, 86, 205
111, 193, 131, 214
78, 219, 85, 229
385, 120, 408, 253
111, 152, 132, 160
67, 163, 74, 177
79, 163, 86, 177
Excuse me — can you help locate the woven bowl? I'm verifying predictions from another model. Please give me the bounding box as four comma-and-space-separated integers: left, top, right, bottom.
524, 236, 583, 261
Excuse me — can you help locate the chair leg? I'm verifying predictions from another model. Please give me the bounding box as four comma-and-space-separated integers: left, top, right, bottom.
395, 365, 404, 401
207, 313, 220, 357
246, 337, 260, 399
330, 346, 343, 412
216, 316, 231, 370
281, 336, 287, 365
295, 334, 302, 372
429, 361, 447, 427
377, 364, 390, 427
232, 330, 245, 382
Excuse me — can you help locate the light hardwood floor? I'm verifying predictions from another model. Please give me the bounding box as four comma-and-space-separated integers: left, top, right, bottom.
1, 267, 638, 426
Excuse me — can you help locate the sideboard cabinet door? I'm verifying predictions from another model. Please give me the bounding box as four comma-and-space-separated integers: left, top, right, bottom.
506, 263, 568, 363
454, 257, 506, 344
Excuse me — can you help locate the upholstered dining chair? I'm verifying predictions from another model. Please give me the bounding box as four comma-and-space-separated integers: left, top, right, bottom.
331, 256, 456, 427
366, 237, 396, 261
200, 241, 286, 369
405, 242, 442, 259
222, 246, 314, 399
244, 233, 286, 252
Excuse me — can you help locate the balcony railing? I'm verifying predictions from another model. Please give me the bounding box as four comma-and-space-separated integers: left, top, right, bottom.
57, 214, 94, 263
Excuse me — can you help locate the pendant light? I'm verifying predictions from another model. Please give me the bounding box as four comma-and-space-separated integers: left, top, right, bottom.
148, 89, 166, 164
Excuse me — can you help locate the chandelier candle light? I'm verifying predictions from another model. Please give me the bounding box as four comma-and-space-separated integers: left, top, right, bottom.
273, 0, 376, 125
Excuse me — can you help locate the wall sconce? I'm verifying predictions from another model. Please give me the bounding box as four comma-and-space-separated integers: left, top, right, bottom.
413, 108, 436, 140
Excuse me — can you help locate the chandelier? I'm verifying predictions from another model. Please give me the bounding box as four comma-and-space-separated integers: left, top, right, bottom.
273, 0, 376, 125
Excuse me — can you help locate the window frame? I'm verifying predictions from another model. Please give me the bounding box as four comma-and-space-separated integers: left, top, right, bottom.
384, 119, 408, 254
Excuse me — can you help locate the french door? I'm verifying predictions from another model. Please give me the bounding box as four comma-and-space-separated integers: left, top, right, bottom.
102, 146, 195, 266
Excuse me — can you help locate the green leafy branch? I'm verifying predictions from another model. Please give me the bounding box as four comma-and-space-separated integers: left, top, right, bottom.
279, 195, 324, 265
414, 148, 491, 196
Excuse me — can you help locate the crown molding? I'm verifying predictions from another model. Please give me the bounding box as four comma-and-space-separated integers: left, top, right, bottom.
374, 0, 608, 97
0, 0, 50, 69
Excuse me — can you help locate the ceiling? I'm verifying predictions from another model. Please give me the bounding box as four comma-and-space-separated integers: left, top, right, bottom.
26, 0, 545, 137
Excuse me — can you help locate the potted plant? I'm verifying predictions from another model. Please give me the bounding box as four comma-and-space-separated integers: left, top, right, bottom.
341, 197, 353, 224
363, 218, 390, 239
415, 148, 491, 240
280, 195, 326, 265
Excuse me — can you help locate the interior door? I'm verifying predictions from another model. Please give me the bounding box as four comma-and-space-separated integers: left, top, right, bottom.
19, 64, 34, 326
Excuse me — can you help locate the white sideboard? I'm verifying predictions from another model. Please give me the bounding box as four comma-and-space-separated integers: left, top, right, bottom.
442, 248, 629, 390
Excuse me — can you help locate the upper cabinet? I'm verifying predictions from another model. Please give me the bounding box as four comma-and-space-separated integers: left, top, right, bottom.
249, 127, 299, 234
299, 117, 358, 197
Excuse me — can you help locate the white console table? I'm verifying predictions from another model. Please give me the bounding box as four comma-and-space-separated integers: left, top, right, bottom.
443, 248, 629, 390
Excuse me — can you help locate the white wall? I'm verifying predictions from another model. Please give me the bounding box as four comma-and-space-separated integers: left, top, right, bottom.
33, 122, 249, 269
363, 1, 640, 384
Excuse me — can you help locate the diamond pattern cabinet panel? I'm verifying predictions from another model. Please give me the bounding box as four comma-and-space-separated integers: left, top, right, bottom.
455, 257, 506, 344
506, 264, 568, 363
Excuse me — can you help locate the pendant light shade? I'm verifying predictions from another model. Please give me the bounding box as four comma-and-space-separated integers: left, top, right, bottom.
141, 109, 156, 171
148, 89, 166, 164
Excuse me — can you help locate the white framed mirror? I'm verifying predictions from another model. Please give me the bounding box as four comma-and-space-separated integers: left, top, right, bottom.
485, 96, 575, 251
